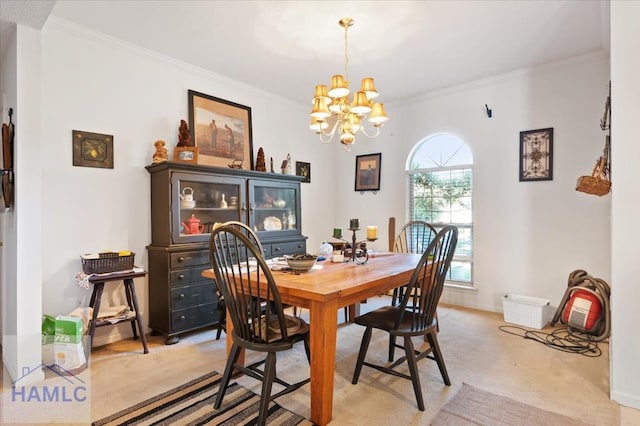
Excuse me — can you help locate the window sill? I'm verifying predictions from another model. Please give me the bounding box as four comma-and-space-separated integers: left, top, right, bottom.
444, 281, 478, 293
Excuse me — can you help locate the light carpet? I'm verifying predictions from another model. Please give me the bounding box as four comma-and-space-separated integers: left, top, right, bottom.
91, 371, 312, 426
432, 383, 591, 425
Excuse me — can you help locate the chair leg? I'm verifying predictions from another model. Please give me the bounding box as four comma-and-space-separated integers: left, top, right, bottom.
303, 337, 311, 364
426, 331, 451, 386
258, 352, 277, 426
214, 343, 242, 409
352, 326, 373, 384
215, 322, 225, 340
216, 309, 227, 340
391, 288, 397, 305
391, 287, 400, 306
403, 336, 425, 411
388, 335, 397, 362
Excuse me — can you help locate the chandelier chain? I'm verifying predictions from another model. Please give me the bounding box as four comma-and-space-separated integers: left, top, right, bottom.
344, 23, 349, 83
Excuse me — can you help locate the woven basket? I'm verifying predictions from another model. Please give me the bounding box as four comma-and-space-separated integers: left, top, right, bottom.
576, 157, 611, 197
81, 252, 135, 274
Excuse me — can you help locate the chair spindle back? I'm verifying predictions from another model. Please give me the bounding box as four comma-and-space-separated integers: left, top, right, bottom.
394, 221, 438, 255
398, 225, 458, 331
209, 223, 289, 344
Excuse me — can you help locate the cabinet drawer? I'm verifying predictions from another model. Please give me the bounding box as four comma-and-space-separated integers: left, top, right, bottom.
169, 266, 209, 287
170, 282, 217, 310
170, 250, 210, 268
171, 303, 220, 332
270, 241, 307, 257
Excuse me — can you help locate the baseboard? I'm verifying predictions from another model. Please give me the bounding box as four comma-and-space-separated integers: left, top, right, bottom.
91, 323, 148, 349
611, 390, 640, 410
92, 331, 128, 348
440, 285, 494, 311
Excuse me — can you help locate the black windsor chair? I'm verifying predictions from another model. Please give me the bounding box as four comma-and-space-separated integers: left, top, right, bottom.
210, 221, 267, 340
209, 222, 310, 426
351, 225, 458, 411
388, 220, 438, 361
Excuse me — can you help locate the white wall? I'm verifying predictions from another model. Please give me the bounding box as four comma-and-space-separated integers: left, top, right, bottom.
0, 21, 18, 376
335, 52, 611, 313
0, 24, 45, 385
610, 0, 640, 410
39, 18, 335, 346
16, 23, 45, 383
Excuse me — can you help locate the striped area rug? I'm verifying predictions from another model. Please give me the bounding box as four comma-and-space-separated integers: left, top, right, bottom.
92, 371, 312, 426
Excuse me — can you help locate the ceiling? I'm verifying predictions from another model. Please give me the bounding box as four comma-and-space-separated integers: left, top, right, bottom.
1, 1, 610, 106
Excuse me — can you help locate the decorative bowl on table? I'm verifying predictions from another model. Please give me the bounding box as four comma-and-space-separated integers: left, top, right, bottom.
285, 254, 318, 272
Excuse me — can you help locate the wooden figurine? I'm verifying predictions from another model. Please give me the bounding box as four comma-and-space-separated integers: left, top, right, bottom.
177, 119, 192, 147
152, 140, 168, 163
255, 147, 267, 172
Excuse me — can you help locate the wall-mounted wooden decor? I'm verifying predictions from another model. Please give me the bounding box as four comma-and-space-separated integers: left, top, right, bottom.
73, 130, 114, 169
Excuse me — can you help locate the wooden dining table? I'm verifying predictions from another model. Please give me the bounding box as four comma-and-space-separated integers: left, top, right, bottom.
202, 252, 421, 426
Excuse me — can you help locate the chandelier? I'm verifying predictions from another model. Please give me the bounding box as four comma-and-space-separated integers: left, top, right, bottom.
310, 17, 389, 151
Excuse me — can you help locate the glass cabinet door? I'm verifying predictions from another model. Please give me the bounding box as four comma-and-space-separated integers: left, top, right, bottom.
248, 179, 301, 237
171, 172, 246, 243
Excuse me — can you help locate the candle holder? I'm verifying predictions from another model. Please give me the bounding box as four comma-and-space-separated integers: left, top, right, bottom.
331, 227, 377, 265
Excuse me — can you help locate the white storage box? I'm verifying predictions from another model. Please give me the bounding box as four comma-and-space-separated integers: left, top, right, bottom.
502, 294, 550, 329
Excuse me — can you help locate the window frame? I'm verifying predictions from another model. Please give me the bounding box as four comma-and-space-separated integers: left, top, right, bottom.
406, 136, 474, 287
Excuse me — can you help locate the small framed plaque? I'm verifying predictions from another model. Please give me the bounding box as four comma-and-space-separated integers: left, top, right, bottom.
296, 161, 311, 183
174, 146, 199, 164
72, 130, 114, 169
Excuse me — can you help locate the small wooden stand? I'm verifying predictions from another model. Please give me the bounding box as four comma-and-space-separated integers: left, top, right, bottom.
88, 270, 149, 354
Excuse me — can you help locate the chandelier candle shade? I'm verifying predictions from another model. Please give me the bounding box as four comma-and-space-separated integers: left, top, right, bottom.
310, 17, 389, 151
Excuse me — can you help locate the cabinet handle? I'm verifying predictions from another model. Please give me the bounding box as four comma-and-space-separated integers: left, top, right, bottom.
298, 244, 303, 248
178, 256, 185, 262
274, 247, 281, 252
178, 274, 185, 280
249, 203, 254, 212
241, 203, 247, 212
179, 315, 186, 321
179, 293, 185, 299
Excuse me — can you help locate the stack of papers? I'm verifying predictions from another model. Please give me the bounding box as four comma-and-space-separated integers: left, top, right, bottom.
95, 305, 135, 325
267, 258, 291, 271
97, 304, 129, 319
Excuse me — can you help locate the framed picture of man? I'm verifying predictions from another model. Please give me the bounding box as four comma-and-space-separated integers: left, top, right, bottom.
355, 153, 381, 192
188, 89, 254, 170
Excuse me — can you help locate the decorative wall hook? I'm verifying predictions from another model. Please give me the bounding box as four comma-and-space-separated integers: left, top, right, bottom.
485, 104, 492, 118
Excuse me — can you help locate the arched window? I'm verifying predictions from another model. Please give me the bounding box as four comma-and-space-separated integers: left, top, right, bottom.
407, 133, 473, 286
